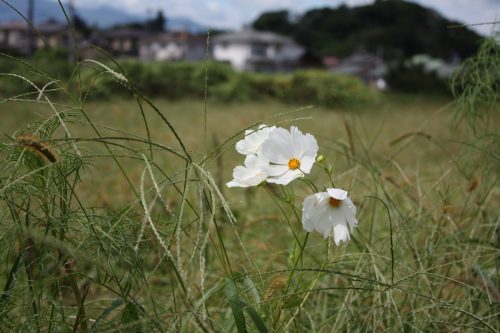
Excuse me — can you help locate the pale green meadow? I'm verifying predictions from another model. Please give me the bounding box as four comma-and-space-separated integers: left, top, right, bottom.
1, 88, 499, 332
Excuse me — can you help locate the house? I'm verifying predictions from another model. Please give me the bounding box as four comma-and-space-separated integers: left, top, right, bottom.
0, 19, 73, 54
36, 19, 72, 49
326, 51, 387, 87
139, 31, 207, 61
212, 28, 304, 71
0, 21, 30, 54
94, 28, 148, 57
406, 54, 460, 79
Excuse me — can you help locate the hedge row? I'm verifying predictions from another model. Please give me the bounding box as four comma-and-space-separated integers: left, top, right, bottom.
0, 50, 376, 107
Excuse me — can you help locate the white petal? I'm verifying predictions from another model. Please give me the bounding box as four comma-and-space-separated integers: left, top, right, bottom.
290, 126, 305, 157
227, 156, 268, 188
235, 125, 275, 155
265, 164, 289, 177
315, 209, 335, 238
299, 133, 319, 160
341, 203, 358, 230
258, 124, 275, 132
261, 127, 292, 164
245, 175, 264, 186
301, 194, 318, 232
298, 155, 315, 174
345, 212, 358, 230
244, 155, 257, 168
343, 197, 357, 215
244, 154, 267, 169
227, 180, 248, 188
301, 190, 358, 243
333, 223, 350, 245
267, 169, 303, 185
232, 165, 250, 179
327, 188, 348, 201
235, 139, 254, 155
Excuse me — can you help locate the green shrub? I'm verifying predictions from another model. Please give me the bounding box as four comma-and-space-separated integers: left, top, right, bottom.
0, 48, 73, 99
283, 70, 376, 107
210, 70, 375, 106
0, 54, 376, 107
211, 72, 272, 102
386, 64, 451, 95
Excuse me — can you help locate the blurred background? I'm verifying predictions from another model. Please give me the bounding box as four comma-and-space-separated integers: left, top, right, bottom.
0, 0, 498, 97
0, 2, 499, 332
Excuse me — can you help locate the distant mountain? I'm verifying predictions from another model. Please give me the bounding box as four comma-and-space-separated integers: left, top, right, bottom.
0, 0, 208, 32
75, 5, 147, 28
168, 17, 208, 33
0, 0, 66, 22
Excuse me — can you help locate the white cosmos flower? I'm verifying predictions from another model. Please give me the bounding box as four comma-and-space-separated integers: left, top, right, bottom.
260, 126, 318, 185
236, 124, 276, 155
226, 154, 268, 188
302, 188, 358, 245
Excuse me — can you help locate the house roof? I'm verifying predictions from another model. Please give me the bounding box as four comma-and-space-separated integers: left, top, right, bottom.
213, 29, 297, 46
141, 31, 205, 43
0, 21, 28, 30
101, 28, 149, 39
329, 51, 387, 78
0, 19, 68, 34
37, 19, 68, 34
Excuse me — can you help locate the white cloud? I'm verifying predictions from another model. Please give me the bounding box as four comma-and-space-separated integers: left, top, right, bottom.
415, 0, 499, 35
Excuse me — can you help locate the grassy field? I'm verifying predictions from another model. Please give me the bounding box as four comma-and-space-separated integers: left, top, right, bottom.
0, 95, 463, 206
0, 94, 499, 332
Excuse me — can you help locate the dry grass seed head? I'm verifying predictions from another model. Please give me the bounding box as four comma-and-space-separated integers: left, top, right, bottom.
16, 135, 57, 163
264, 275, 287, 301
466, 176, 480, 192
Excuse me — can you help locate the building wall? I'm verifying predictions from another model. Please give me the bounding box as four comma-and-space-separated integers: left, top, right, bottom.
139, 42, 186, 61
214, 41, 304, 71
213, 43, 250, 71
139, 40, 207, 62
184, 43, 206, 62
8, 30, 23, 45
276, 44, 304, 62
155, 43, 184, 61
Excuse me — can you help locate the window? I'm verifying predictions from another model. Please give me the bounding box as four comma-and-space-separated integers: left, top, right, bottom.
251, 43, 267, 57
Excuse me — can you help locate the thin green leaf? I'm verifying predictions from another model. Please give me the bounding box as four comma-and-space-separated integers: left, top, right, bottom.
90, 298, 125, 332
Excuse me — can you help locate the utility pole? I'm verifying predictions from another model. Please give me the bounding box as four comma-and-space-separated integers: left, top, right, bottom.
68, 0, 76, 62
68, 0, 76, 24
27, 0, 35, 55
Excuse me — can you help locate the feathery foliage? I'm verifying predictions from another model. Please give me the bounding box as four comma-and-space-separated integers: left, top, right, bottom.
0, 6, 499, 332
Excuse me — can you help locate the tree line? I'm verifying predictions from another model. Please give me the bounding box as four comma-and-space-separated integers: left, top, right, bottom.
252, 0, 481, 62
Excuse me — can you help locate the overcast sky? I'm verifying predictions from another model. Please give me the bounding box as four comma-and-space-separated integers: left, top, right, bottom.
76, 0, 499, 35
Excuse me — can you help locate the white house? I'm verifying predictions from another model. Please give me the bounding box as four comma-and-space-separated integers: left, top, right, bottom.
326, 51, 388, 88
139, 32, 207, 62
212, 29, 304, 71
407, 54, 460, 79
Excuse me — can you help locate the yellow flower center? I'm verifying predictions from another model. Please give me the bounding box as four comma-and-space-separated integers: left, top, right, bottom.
328, 197, 342, 208
288, 158, 301, 170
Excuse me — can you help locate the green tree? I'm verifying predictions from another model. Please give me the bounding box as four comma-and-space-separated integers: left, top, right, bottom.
252, 10, 293, 35
252, 0, 481, 60
147, 10, 166, 32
